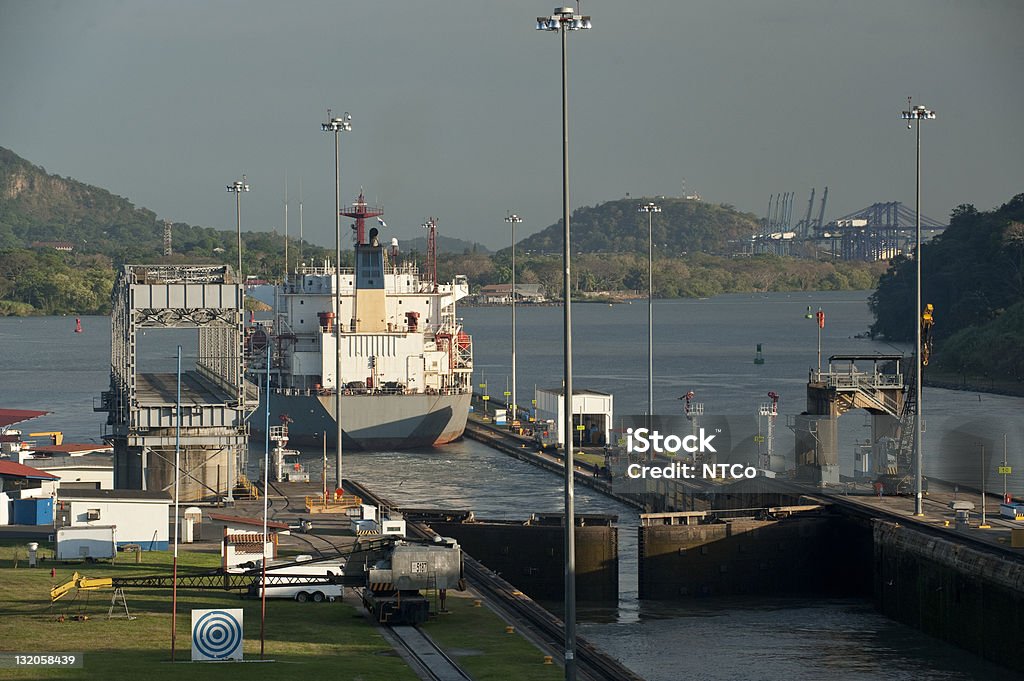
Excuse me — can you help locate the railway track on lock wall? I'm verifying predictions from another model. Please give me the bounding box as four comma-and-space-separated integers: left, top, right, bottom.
389, 625, 474, 681
345, 479, 644, 681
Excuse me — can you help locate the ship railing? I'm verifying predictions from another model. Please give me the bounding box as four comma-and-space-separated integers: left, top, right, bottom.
270, 387, 318, 397
295, 265, 356, 276
268, 385, 470, 397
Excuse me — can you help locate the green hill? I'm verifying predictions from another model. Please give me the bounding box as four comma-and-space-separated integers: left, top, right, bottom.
402, 234, 490, 255
0, 147, 336, 315
511, 197, 759, 255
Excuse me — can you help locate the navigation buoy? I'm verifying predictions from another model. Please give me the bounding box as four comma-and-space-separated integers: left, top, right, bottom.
74, 318, 83, 334
754, 343, 765, 365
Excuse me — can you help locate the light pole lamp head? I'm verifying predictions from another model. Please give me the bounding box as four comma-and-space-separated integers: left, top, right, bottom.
537, 7, 591, 31
322, 111, 353, 132
638, 202, 661, 213
505, 213, 523, 225
227, 178, 250, 193
901, 103, 936, 121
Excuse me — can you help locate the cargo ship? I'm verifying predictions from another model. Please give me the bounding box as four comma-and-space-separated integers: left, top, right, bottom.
248, 192, 473, 450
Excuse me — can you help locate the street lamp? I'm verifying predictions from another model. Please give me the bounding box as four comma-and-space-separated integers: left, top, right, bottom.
226, 176, 249, 500
638, 202, 661, 425
979, 442, 990, 529
814, 307, 824, 374
506, 213, 523, 425
901, 98, 935, 517
322, 109, 352, 491
536, 7, 590, 681
226, 176, 250, 281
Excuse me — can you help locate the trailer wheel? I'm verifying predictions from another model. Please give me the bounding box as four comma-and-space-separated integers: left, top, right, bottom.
312, 591, 325, 603
296, 591, 310, 602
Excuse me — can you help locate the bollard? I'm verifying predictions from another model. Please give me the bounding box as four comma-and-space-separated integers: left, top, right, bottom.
473, 600, 482, 607
505, 625, 515, 634
543, 656, 554, 665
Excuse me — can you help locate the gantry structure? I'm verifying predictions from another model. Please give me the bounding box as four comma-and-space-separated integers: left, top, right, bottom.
98, 265, 254, 501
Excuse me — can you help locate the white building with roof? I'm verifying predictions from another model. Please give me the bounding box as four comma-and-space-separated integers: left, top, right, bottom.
56, 489, 170, 550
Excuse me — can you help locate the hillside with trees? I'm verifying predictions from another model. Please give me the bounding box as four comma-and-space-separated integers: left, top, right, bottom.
869, 193, 1024, 384
0, 147, 331, 314
1, 146, 886, 316
515, 197, 758, 255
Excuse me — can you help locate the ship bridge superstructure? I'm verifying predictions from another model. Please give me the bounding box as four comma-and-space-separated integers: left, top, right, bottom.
100, 265, 253, 501
262, 256, 472, 396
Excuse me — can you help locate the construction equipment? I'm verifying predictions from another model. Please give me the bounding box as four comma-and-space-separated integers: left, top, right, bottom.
533, 419, 559, 451
921, 304, 935, 366
29, 431, 64, 445
49, 536, 464, 626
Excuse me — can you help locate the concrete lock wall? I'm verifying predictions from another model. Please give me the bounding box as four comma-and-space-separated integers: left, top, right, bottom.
115, 444, 232, 501
638, 512, 873, 599
874, 521, 1024, 672
428, 521, 618, 602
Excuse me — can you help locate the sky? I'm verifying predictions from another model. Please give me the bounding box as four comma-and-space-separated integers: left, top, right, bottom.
1, 1, 1022, 251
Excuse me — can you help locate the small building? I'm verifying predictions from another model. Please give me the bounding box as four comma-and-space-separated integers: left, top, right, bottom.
56, 488, 171, 550
208, 512, 289, 570
0, 459, 60, 526
535, 387, 613, 447
27, 454, 114, 490
477, 283, 546, 304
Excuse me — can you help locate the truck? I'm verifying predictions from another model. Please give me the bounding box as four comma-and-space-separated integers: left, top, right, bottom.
56, 525, 117, 561
534, 419, 559, 450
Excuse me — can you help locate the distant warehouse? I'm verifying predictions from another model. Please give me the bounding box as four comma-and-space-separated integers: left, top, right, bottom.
476, 283, 546, 305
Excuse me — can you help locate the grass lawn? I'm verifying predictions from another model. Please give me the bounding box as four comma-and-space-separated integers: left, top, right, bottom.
0, 542, 415, 681
421, 591, 563, 681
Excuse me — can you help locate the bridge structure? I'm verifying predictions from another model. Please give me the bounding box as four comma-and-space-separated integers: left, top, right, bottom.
792, 354, 910, 485
98, 265, 255, 501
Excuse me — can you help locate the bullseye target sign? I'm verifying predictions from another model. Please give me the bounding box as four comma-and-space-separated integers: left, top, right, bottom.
191, 608, 244, 661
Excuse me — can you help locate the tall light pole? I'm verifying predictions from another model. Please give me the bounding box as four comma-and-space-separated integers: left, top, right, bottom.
537, 8, 590, 681
227, 176, 249, 498
322, 110, 352, 491
901, 99, 935, 517
227, 176, 250, 281
638, 202, 660, 425
506, 213, 523, 424
980, 442, 990, 529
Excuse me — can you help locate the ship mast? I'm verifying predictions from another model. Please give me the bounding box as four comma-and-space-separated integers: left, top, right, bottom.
341, 190, 384, 246
422, 217, 439, 293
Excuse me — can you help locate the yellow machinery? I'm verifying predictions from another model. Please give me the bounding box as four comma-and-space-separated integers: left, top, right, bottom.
29, 431, 64, 445
51, 572, 113, 601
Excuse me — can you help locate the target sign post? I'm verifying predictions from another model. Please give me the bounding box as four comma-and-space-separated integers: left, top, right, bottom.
191, 609, 244, 661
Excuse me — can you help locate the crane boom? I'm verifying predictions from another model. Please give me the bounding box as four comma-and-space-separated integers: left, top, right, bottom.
816, 186, 829, 230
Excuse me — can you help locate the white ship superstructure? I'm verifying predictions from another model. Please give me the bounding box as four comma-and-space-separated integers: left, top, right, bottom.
251, 193, 473, 450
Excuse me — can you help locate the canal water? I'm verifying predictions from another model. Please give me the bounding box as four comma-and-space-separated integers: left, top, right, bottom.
3, 291, 1022, 680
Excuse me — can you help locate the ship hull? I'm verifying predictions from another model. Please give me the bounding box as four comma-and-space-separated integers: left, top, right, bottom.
255, 391, 470, 450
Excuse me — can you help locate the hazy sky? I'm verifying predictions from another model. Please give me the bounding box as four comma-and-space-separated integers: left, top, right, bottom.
2, 1, 1021, 251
